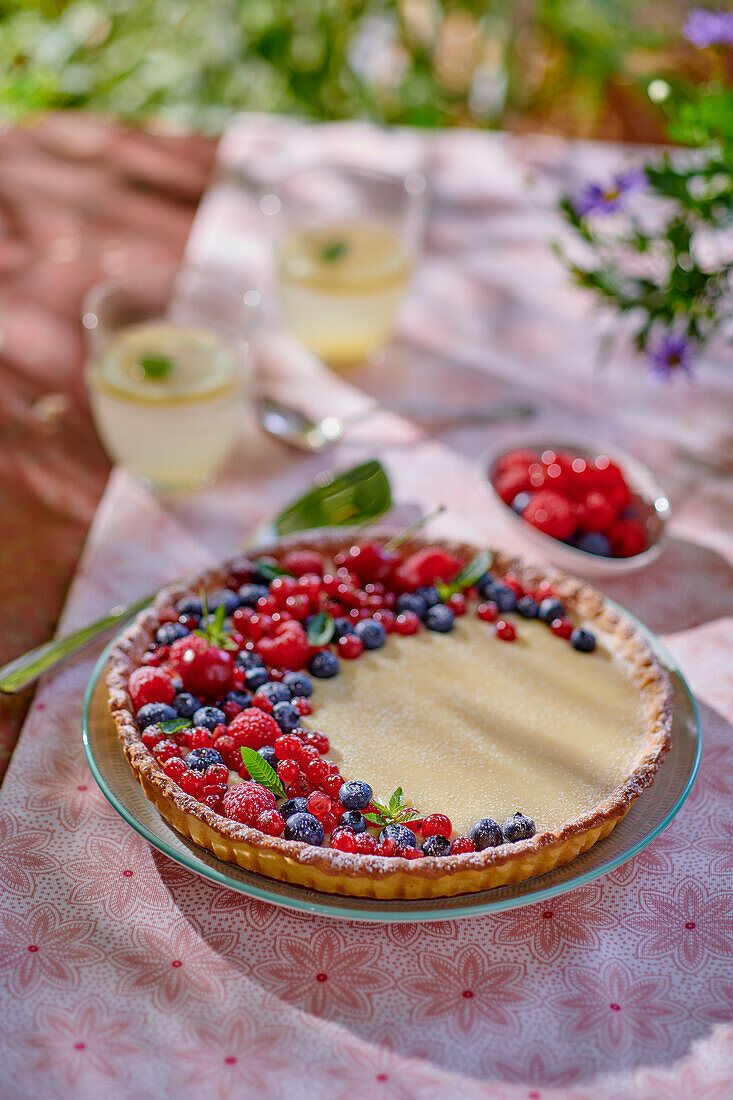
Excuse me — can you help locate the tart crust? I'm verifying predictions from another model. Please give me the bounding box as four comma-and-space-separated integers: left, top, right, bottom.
106, 531, 673, 899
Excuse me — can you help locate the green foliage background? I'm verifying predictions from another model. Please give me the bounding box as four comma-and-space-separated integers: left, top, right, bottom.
0, 0, 697, 136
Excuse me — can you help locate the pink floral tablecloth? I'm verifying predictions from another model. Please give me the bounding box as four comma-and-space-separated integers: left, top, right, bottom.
2, 116, 732, 1099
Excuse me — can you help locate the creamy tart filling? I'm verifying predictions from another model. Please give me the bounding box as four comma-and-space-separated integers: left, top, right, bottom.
308, 615, 646, 835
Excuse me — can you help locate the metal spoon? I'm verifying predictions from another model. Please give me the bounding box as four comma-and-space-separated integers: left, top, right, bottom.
256, 395, 537, 452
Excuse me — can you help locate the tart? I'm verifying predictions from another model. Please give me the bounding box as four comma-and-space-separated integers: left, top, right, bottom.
106, 532, 673, 899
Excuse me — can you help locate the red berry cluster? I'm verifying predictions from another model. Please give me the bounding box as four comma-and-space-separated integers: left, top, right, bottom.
493, 448, 647, 558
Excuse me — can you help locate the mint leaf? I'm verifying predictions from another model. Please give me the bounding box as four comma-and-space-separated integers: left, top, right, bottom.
139, 354, 174, 380
306, 612, 335, 646
437, 550, 492, 601
365, 788, 418, 829
159, 718, 192, 734
252, 559, 293, 583
194, 588, 238, 650
240, 747, 286, 798
319, 239, 348, 263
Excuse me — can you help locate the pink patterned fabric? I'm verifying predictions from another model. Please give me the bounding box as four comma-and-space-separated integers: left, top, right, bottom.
2, 117, 732, 1098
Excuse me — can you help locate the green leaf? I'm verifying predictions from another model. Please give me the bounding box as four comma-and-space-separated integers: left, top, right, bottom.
159, 718, 192, 734
365, 787, 418, 829
306, 612, 335, 646
437, 550, 493, 601
240, 747, 285, 799
319, 239, 348, 262
194, 591, 238, 651
251, 559, 294, 583
273, 460, 392, 537
139, 354, 174, 380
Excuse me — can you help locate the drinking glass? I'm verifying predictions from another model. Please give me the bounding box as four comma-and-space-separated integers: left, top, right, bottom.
270, 166, 427, 366
83, 265, 258, 491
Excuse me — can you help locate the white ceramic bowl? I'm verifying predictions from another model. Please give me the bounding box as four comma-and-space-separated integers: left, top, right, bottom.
479, 432, 671, 578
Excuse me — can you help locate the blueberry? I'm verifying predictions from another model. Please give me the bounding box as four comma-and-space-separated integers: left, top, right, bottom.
338, 810, 367, 834
492, 585, 518, 613
285, 812, 324, 846
339, 780, 373, 811
172, 692, 201, 719
136, 703, 178, 729
156, 621, 189, 646
208, 589, 241, 615
283, 671, 312, 698
571, 628, 597, 653
279, 797, 308, 821
503, 812, 536, 842
226, 689, 252, 709
238, 583, 270, 608
422, 834, 451, 857
574, 532, 612, 557
309, 651, 339, 679
415, 586, 441, 608
354, 618, 386, 650
510, 491, 532, 515
257, 682, 291, 705
272, 701, 301, 733
235, 650, 265, 671
192, 706, 226, 731
257, 745, 278, 770
176, 596, 203, 617
244, 666, 270, 692
469, 817, 504, 850
396, 592, 429, 620
476, 573, 497, 599
379, 823, 416, 849
516, 596, 539, 619
424, 604, 455, 633
538, 598, 565, 623
184, 747, 225, 773
332, 616, 355, 641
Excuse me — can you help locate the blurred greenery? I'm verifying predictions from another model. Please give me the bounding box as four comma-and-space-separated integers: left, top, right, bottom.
0, 0, 711, 138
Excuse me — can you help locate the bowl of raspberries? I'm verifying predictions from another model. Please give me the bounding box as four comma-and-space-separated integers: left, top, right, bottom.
483, 434, 671, 576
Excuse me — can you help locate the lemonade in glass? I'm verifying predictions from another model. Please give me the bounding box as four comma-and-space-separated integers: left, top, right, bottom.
272, 167, 426, 366
83, 266, 257, 491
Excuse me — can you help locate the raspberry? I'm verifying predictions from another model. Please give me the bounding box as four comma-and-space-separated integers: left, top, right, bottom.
477, 601, 498, 622
496, 620, 516, 641
284, 594, 310, 621
129, 667, 175, 711
609, 517, 646, 557
354, 832, 379, 854
401, 847, 424, 860
142, 728, 165, 751
293, 697, 312, 716
228, 708, 280, 750
251, 691, 274, 714
270, 575, 299, 603
338, 634, 364, 660
581, 491, 616, 533
281, 549, 325, 577
394, 611, 420, 635
495, 449, 538, 477
222, 781, 277, 825
422, 813, 452, 838
378, 838, 399, 857
257, 621, 310, 671
450, 836, 476, 854
494, 465, 533, 505
397, 547, 462, 589
330, 829, 358, 852
256, 809, 286, 837
551, 617, 574, 639
522, 490, 576, 541
276, 759, 300, 784
189, 727, 212, 749
223, 700, 243, 722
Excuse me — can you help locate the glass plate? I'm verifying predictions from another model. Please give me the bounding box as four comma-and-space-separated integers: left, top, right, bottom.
82, 605, 700, 922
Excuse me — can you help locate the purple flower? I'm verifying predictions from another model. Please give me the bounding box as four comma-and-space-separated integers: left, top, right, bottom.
647, 333, 694, 381
683, 9, 733, 48
573, 169, 646, 217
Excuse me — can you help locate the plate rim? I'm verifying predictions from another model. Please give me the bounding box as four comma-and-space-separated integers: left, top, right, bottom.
81, 600, 701, 922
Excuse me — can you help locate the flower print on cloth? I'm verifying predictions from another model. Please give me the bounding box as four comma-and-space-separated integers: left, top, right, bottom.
172, 1010, 293, 1100
549, 960, 682, 1055
401, 945, 537, 1040
622, 877, 733, 973
65, 832, 188, 919
251, 926, 390, 1020
0, 902, 104, 997
16, 747, 103, 831
319, 1039, 458, 1100
491, 884, 616, 962
207, 886, 280, 931
14, 995, 142, 1090
0, 812, 60, 897
108, 918, 239, 1011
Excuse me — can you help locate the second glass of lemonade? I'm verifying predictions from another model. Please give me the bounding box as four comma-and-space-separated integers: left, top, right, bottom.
273, 167, 427, 366
83, 265, 258, 491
